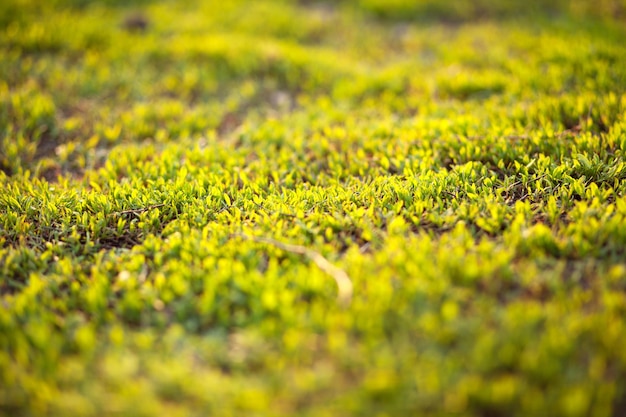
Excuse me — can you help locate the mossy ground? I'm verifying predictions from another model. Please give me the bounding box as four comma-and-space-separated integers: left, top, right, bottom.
2, 1, 626, 416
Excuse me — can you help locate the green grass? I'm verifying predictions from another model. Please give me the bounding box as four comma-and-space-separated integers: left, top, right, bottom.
2, 0, 626, 416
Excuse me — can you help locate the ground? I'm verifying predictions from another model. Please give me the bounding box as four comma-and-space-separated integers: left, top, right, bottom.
1, 0, 626, 416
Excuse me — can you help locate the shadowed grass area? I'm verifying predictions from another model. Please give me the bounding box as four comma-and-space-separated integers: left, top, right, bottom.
1, 1, 626, 416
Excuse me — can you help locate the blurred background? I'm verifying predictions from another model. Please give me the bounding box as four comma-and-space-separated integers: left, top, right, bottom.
1, 0, 625, 178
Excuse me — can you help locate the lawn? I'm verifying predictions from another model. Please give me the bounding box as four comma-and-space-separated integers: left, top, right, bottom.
1, 0, 626, 416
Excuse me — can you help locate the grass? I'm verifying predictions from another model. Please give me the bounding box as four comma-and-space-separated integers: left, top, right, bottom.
1, 0, 626, 416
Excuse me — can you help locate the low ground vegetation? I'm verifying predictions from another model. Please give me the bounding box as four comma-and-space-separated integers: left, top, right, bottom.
1, 0, 626, 416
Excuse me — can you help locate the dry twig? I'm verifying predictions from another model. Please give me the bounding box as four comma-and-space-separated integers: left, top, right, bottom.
111, 203, 166, 217
232, 233, 353, 306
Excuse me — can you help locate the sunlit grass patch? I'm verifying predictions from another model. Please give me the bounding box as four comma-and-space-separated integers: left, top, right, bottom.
2, 0, 626, 416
